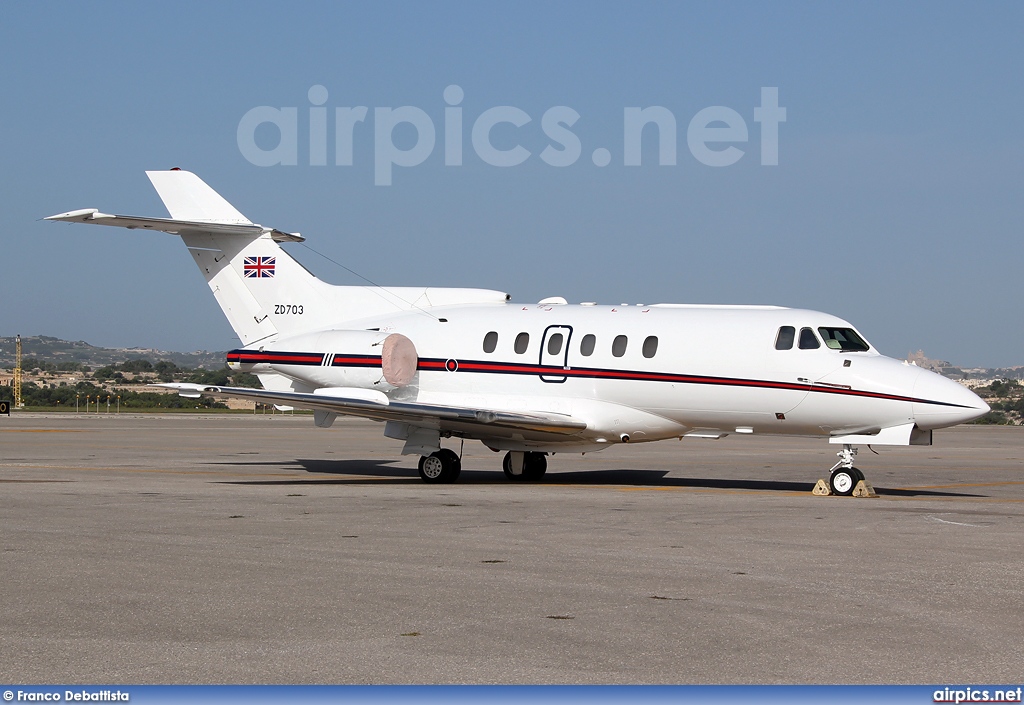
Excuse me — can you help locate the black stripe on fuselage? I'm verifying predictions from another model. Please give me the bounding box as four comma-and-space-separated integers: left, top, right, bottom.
227, 350, 324, 366
225, 350, 971, 409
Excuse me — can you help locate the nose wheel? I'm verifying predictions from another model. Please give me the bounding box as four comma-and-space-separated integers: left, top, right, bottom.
827, 444, 865, 496
829, 465, 865, 496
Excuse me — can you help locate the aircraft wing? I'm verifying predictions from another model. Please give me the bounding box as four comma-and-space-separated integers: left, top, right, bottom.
154, 383, 588, 436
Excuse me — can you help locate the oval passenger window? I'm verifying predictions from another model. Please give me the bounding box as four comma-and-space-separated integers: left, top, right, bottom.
482, 331, 498, 353
547, 333, 563, 355
580, 334, 596, 356
642, 336, 658, 358
612, 335, 628, 357
514, 332, 530, 354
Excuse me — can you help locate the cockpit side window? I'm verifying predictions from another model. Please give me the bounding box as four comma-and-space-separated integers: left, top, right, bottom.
798, 327, 820, 349
817, 327, 870, 352
775, 326, 795, 350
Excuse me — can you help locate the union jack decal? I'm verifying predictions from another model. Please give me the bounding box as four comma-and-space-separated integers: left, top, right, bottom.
243, 256, 275, 278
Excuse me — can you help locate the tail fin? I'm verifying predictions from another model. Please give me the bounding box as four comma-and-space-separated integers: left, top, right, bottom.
146, 170, 335, 345
146, 170, 252, 224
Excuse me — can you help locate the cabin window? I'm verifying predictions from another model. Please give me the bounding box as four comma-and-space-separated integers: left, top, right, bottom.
775, 326, 795, 350
642, 336, 658, 358
580, 334, 596, 356
547, 333, 564, 356
514, 332, 530, 354
482, 331, 498, 353
798, 327, 820, 349
818, 327, 870, 352
612, 335, 628, 357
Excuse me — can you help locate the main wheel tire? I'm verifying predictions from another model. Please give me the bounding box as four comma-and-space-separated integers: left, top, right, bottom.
829, 467, 857, 496
418, 450, 460, 484
522, 452, 547, 481
503, 452, 547, 481
502, 452, 518, 480
436, 448, 462, 482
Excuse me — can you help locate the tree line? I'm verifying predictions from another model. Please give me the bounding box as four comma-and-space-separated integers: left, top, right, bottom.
4, 357, 261, 409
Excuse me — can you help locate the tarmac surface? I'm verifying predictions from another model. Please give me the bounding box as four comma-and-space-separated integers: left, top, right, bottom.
1, 412, 1022, 684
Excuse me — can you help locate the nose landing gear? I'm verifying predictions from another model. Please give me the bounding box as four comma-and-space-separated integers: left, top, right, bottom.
824, 444, 870, 496
828, 444, 861, 496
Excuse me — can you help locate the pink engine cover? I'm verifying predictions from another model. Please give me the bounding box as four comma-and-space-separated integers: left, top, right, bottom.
381, 333, 417, 387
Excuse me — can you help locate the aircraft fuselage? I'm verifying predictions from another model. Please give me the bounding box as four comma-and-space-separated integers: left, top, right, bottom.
227, 301, 985, 453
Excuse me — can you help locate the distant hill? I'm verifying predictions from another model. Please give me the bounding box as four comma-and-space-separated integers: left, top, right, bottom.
0, 335, 226, 370
907, 350, 1024, 381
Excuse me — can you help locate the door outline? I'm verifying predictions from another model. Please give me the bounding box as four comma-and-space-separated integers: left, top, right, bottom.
539, 325, 573, 383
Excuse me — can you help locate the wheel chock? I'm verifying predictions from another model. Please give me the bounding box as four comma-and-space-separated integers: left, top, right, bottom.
852, 479, 878, 498
812, 479, 831, 496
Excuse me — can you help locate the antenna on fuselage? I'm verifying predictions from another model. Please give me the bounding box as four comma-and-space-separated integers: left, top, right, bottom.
296, 241, 441, 322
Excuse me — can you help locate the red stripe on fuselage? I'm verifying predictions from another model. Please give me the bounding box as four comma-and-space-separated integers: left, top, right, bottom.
226, 351, 965, 408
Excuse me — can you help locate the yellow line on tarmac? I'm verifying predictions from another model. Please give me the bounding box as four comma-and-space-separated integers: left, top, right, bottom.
599, 484, 1024, 502
616, 486, 808, 497
538, 483, 806, 497
875, 496, 1024, 503
894, 481, 1024, 490
0, 463, 298, 477
0, 429, 85, 433
0, 463, 421, 483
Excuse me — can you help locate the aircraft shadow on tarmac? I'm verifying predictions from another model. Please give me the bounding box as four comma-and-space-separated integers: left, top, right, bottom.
217, 458, 986, 498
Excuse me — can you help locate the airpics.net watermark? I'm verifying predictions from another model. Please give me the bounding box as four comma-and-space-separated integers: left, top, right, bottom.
237, 85, 786, 186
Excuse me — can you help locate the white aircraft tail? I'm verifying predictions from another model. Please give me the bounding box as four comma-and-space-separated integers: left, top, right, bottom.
145, 170, 340, 344
146, 170, 252, 224
47, 170, 511, 347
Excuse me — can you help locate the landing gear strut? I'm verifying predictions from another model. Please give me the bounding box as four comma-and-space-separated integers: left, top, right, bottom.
418, 448, 462, 483
502, 451, 547, 481
828, 444, 865, 496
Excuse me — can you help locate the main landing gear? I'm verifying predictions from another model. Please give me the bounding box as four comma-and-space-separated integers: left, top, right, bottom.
827, 444, 865, 496
417, 449, 549, 484
502, 451, 547, 482
417, 448, 462, 483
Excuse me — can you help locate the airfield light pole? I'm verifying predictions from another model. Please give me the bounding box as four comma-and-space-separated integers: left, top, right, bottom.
106, 395, 110, 413
14, 334, 23, 408
76, 394, 79, 413
116, 395, 120, 414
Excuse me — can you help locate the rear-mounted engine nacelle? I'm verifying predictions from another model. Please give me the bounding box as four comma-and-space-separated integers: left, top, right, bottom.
228, 329, 419, 390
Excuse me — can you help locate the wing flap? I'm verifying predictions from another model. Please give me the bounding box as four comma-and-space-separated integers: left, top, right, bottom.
152, 383, 587, 436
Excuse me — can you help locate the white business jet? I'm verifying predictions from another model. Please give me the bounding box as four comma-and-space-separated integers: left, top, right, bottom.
46, 170, 989, 494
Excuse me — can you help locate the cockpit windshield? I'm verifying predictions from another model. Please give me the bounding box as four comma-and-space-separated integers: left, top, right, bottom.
817, 327, 870, 352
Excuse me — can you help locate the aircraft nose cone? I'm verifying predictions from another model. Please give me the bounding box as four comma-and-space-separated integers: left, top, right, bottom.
912, 371, 990, 429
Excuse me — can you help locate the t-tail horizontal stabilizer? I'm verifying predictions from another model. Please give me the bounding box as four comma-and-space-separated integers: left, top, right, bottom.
46, 169, 511, 346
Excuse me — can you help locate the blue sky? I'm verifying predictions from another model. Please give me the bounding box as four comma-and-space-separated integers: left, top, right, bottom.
2, 1, 1021, 366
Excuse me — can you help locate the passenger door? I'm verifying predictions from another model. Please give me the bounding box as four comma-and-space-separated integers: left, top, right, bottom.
539, 325, 573, 383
